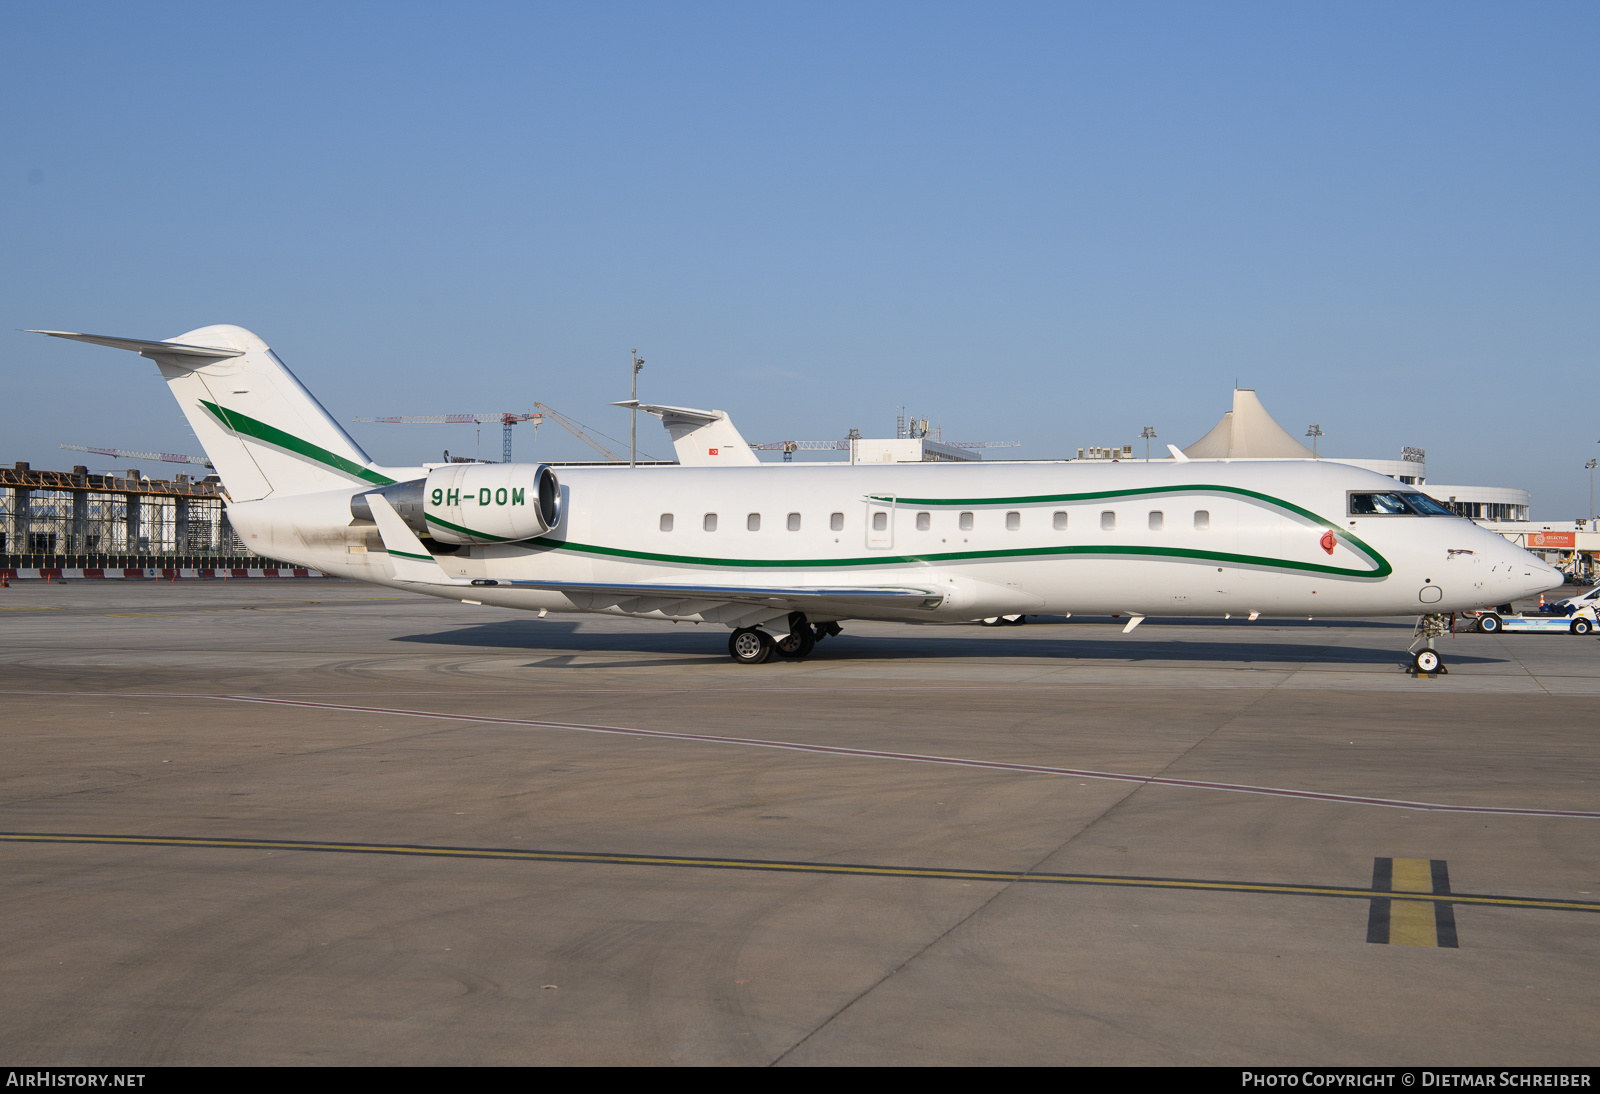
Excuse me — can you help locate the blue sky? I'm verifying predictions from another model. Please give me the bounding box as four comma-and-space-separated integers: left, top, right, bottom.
3, 2, 1596, 513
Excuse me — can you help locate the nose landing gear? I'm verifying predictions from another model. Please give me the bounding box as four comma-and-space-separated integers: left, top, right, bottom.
1407, 612, 1451, 675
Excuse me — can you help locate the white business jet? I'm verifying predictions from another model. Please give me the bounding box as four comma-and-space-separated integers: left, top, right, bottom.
33, 325, 1563, 671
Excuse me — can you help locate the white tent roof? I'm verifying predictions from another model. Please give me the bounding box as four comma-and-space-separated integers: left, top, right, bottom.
1182, 389, 1315, 459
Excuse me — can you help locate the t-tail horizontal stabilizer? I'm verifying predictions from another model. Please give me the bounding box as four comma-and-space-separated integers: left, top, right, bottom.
31, 325, 386, 504
365, 493, 463, 585
29, 330, 247, 362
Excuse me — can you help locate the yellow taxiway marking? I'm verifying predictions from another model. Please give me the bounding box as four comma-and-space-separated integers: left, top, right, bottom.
2, 833, 1597, 916
1388, 857, 1441, 946
1367, 857, 1459, 947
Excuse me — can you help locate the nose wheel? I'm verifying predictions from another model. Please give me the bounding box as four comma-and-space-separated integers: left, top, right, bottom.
1412, 648, 1442, 674
1406, 613, 1450, 675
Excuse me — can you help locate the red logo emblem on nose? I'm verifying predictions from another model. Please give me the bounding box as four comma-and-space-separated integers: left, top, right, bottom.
1320, 530, 1336, 555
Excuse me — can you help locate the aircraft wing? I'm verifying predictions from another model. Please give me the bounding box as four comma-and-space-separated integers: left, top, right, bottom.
469, 577, 944, 610
361, 488, 941, 613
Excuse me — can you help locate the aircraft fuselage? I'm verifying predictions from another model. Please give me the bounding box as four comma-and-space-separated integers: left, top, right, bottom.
229, 457, 1557, 625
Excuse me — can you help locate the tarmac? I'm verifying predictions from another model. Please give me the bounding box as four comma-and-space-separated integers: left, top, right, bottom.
2, 578, 1597, 1065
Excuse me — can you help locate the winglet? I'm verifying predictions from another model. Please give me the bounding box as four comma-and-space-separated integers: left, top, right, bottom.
1167, 444, 1190, 463
365, 493, 461, 584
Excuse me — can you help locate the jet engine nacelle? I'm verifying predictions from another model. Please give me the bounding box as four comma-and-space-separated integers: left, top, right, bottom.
353, 464, 562, 545
423, 463, 562, 544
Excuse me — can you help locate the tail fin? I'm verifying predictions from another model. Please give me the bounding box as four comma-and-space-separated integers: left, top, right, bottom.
32, 325, 393, 500
611, 401, 761, 466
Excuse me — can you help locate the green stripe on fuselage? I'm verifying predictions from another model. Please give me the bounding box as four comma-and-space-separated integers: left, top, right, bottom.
425, 511, 516, 542
862, 483, 1389, 577
536, 538, 1390, 579
431, 483, 1392, 580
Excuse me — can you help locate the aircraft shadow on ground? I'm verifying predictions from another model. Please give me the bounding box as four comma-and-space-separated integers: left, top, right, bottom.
394, 620, 1506, 667
1029, 614, 1414, 630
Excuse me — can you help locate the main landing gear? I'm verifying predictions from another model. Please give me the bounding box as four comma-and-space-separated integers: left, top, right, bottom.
727, 613, 840, 665
728, 627, 774, 665
1406, 612, 1451, 676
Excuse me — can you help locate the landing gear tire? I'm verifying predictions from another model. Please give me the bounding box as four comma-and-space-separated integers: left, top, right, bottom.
773, 629, 816, 660
729, 628, 773, 665
1478, 613, 1502, 634
1412, 649, 1442, 674
1572, 619, 1593, 636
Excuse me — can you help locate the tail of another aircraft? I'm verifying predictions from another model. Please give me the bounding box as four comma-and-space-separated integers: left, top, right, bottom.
32, 325, 392, 501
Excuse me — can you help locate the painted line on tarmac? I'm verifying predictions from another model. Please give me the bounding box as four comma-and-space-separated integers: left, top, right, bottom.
210, 694, 1600, 819
4, 831, 1598, 914
1367, 858, 1460, 947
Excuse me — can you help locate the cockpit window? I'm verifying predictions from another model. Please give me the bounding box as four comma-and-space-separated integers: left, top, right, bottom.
1402, 492, 1455, 516
1348, 492, 1455, 516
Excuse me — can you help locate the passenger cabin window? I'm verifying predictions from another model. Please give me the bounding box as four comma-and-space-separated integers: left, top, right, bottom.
916, 512, 930, 531
747, 513, 761, 531
830, 512, 844, 531
872, 512, 888, 531
787, 512, 801, 531
703, 513, 718, 532
959, 512, 974, 531
1101, 511, 1116, 531
1148, 511, 1164, 531
1006, 511, 1021, 531
659, 513, 673, 532
1194, 510, 1210, 530
1053, 511, 1068, 530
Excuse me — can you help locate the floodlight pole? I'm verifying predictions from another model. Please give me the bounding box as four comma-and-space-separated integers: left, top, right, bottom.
1140, 426, 1157, 462
630, 350, 645, 467
1306, 424, 1323, 458
1587, 458, 1597, 522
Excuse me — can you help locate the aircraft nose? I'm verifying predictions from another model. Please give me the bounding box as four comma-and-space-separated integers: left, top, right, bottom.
1536, 560, 1566, 592
1516, 555, 1566, 597
1484, 529, 1565, 598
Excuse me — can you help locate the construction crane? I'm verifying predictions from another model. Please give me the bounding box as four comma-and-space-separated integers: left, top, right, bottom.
748, 440, 851, 456
532, 402, 643, 463
354, 405, 648, 463
61, 443, 212, 469
352, 412, 542, 463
